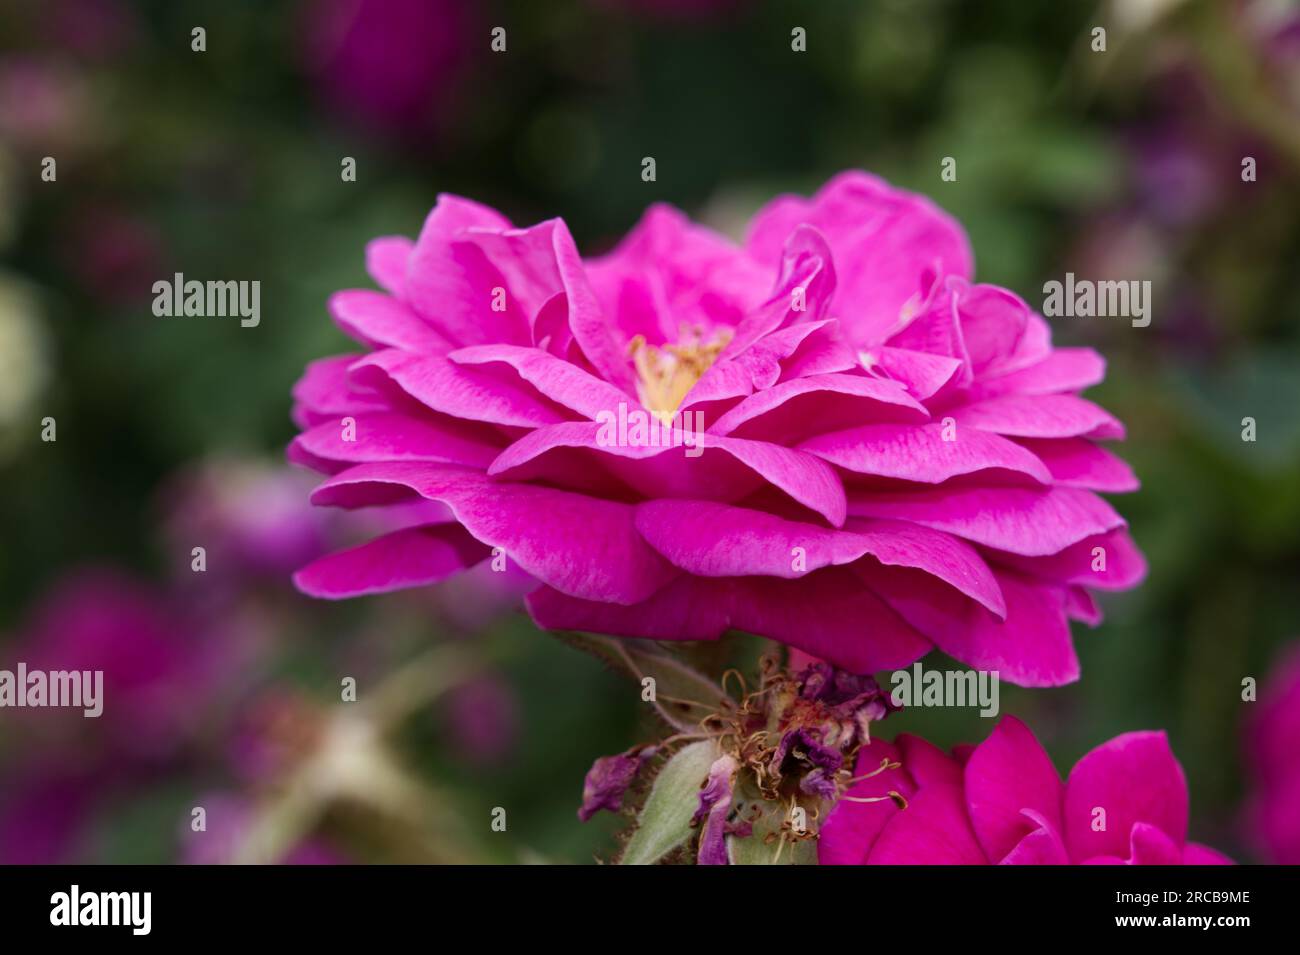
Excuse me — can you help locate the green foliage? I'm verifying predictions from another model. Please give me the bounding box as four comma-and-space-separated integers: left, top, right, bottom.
619, 739, 719, 865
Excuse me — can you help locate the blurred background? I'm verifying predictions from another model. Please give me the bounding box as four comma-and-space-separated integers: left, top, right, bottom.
0, 0, 1297, 864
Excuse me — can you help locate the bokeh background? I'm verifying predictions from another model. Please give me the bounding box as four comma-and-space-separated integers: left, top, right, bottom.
1, 0, 1298, 864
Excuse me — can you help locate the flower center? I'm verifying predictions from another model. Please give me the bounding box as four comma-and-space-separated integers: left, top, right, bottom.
629, 327, 731, 422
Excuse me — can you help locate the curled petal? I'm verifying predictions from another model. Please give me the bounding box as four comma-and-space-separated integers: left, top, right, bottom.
578, 747, 656, 822
693, 754, 739, 866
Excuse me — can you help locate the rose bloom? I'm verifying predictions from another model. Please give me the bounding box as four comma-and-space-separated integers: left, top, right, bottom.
820, 716, 1231, 865
289, 171, 1144, 686
1243, 643, 1300, 863
299, 0, 478, 140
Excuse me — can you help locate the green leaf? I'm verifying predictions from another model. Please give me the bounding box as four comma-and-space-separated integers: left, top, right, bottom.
556, 631, 730, 732
619, 739, 719, 865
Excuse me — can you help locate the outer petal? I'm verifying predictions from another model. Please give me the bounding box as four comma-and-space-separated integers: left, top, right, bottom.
328, 289, 450, 352
953, 394, 1125, 441
801, 422, 1052, 485
1018, 437, 1140, 493
993, 528, 1147, 591
727, 571, 933, 672
846, 519, 1005, 616
818, 739, 913, 865
1066, 586, 1103, 626
289, 410, 502, 473
291, 354, 388, 424
969, 348, 1106, 400
365, 235, 414, 296
866, 783, 988, 864
896, 734, 964, 787
848, 485, 1125, 557
633, 501, 1005, 616
293, 524, 489, 598
931, 570, 1078, 687
633, 499, 870, 578
1127, 822, 1184, 865
859, 563, 1080, 687
350, 349, 569, 428
999, 813, 1071, 865
963, 716, 1065, 863
310, 462, 679, 604
528, 568, 933, 673
1063, 731, 1189, 862
527, 575, 732, 642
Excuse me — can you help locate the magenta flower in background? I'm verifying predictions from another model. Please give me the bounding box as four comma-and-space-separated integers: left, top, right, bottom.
820, 716, 1231, 865
40, 0, 139, 62
0, 763, 101, 864
62, 205, 165, 307
161, 458, 330, 585
440, 672, 520, 768
1243, 644, 1300, 863
289, 171, 1144, 686
0, 568, 241, 862
299, 0, 478, 141
0, 56, 89, 152
8, 568, 217, 759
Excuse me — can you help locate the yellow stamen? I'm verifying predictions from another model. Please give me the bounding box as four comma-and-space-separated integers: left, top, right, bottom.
841, 790, 908, 810
629, 326, 731, 422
